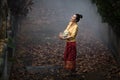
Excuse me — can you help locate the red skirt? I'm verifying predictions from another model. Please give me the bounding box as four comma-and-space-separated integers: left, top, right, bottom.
64, 42, 77, 70
64, 42, 76, 61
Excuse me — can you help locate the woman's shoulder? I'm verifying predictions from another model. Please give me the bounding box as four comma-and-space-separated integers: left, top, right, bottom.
74, 23, 78, 28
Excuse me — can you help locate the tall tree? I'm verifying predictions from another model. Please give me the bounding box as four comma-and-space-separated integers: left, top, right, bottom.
92, 0, 120, 37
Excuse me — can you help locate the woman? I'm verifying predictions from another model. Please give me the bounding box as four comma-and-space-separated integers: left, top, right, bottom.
59, 14, 83, 74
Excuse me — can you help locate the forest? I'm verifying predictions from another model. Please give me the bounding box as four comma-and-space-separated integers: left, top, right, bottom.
0, 0, 33, 79
0, 0, 120, 80
92, 0, 120, 37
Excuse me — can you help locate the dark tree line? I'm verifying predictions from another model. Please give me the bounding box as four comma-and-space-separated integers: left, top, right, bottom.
92, 0, 120, 37
7, 0, 33, 16
0, 0, 33, 79
0, 0, 33, 39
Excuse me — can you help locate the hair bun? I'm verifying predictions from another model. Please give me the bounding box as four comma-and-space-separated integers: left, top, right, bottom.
75, 14, 83, 22
80, 14, 83, 19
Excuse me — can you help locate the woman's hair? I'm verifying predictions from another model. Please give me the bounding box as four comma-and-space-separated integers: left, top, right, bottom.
75, 14, 83, 22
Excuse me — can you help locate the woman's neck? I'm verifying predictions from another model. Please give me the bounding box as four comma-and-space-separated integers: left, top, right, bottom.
68, 21, 76, 28
70, 21, 77, 25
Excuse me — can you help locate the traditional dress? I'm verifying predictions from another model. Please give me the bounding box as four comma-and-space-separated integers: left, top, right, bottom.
63, 22, 78, 70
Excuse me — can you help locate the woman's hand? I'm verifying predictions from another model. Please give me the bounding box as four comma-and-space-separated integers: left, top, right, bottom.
59, 32, 64, 40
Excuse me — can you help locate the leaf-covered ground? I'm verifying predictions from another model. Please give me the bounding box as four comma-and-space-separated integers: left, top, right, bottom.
9, 27, 120, 80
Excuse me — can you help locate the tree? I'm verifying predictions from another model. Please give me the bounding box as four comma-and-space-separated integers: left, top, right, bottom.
92, 0, 120, 37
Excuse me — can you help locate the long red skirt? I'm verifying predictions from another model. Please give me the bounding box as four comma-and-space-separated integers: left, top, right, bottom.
64, 42, 76, 70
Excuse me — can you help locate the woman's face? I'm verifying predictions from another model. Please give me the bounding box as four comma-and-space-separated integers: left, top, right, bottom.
70, 14, 77, 22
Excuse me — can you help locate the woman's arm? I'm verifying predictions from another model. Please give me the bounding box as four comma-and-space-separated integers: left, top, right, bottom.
59, 32, 66, 40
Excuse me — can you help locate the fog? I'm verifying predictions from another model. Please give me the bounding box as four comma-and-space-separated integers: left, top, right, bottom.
21, 0, 109, 44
